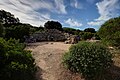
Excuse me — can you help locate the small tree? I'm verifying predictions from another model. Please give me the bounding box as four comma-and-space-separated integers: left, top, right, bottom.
44, 21, 63, 31
84, 28, 96, 33
63, 42, 112, 80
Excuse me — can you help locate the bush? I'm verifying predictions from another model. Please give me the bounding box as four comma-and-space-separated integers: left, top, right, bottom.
5, 24, 30, 42
63, 42, 112, 80
80, 32, 94, 40
0, 38, 37, 80
98, 17, 120, 47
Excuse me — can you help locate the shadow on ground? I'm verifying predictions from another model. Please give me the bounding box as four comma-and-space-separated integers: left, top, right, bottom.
35, 64, 120, 80
105, 65, 120, 80
35, 66, 43, 80
59, 64, 120, 80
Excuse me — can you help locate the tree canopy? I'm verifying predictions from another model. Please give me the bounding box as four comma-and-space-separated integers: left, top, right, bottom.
63, 27, 82, 35
0, 10, 45, 42
0, 10, 19, 24
0, 22, 3, 37
98, 17, 120, 47
84, 28, 96, 33
44, 21, 63, 31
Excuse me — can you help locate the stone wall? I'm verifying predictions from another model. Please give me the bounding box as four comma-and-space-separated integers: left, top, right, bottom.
31, 29, 66, 42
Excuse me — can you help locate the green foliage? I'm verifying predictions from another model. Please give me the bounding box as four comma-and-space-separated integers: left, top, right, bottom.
63, 42, 112, 80
84, 28, 96, 33
44, 21, 63, 31
0, 22, 3, 37
94, 33, 101, 40
79, 32, 94, 40
63, 27, 82, 35
0, 10, 19, 24
4, 23, 30, 42
30, 26, 44, 34
0, 10, 44, 42
98, 17, 120, 47
0, 38, 37, 80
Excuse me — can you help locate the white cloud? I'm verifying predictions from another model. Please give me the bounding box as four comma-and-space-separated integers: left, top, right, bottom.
0, 0, 67, 26
54, 0, 67, 14
71, 0, 83, 9
96, 0, 120, 21
88, 0, 120, 26
87, 21, 104, 26
65, 18, 83, 27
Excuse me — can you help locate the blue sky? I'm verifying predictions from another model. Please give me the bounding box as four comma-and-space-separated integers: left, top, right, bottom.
0, 0, 120, 30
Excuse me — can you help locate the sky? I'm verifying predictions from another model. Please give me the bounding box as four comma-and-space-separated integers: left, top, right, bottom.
0, 0, 120, 30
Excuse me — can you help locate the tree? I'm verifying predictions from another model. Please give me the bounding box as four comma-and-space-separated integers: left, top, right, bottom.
44, 21, 63, 31
63, 27, 82, 35
63, 27, 76, 34
98, 17, 120, 47
0, 10, 19, 24
0, 22, 3, 37
84, 28, 96, 33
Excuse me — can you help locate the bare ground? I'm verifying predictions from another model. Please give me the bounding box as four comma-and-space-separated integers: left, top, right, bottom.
26, 42, 120, 80
26, 42, 83, 80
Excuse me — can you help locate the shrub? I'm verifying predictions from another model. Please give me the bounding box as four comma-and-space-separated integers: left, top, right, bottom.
0, 38, 37, 80
5, 24, 30, 42
63, 42, 113, 80
81, 32, 94, 40
98, 17, 120, 47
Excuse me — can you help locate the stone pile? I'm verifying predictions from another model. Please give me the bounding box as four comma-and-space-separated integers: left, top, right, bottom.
31, 29, 66, 41
64, 35, 80, 44
25, 29, 80, 43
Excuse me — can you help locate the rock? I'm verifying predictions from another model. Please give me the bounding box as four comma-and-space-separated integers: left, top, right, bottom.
28, 29, 66, 42
64, 35, 80, 44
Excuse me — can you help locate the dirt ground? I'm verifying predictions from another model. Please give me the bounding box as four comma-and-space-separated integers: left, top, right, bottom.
26, 42, 82, 80
26, 42, 120, 80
